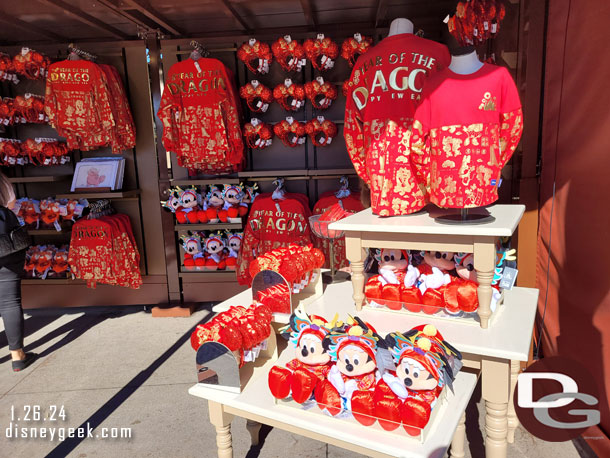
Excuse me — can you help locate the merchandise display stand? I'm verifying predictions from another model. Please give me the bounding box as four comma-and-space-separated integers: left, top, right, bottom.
199, 280, 537, 458
189, 349, 479, 458
329, 204, 525, 328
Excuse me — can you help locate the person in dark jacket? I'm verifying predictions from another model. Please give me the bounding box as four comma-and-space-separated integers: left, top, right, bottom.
0, 172, 37, 371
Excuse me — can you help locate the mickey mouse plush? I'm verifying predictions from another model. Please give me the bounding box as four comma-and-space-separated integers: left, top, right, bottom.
179, 232, 205, 270
268, 310, 334, 404
374, 324, 462, 435
365, 249, 420, 310
204, 233, 227, 270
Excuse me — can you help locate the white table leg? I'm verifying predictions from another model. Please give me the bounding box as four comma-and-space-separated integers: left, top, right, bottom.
482, 358, 510, 458
345, 233, 366, 311
507, 360, 520, 443
474, 239, 496, 329
450, 412, 467, 458
209, 401, 234, 458
246, 419, 262, 446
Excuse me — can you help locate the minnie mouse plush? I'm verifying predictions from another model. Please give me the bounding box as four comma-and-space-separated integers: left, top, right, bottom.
269, 310, 334, 404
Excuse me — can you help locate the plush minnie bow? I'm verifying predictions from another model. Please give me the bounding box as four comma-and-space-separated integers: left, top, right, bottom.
340, 33, 373, 67
273, 79, 305, 111
12, 48, 50, 80
243, 119, 274, 149
304, 34, 339, 71
272, 35, 306, 72
305, 117, 338, 147
304, 77, 338, 110
22, 139, 69, 166
237, 38, 273, 74
13, 94, 47, 124
239, 80, 274, 113
273, 117, 306, 147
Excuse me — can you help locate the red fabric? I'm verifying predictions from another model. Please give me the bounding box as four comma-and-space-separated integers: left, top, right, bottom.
157, 58, 244, 174
537, 0, 610, 453
236, 194, 312, 285
344, 34, 450, 216
312, 191, 364, 269
411, 64, 523, 208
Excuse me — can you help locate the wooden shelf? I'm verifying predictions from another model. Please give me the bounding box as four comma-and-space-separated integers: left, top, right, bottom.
175, 222, 242, 231
170, 177, 240, 186
179, 271, 237, 281
9, 175, 70, 184
22, 278, 78, 285
28, 228, 71, 235
308, 168, 356, 176
236, 168, 356, 181
238, 169, 307, 178
55, 190, 140, 200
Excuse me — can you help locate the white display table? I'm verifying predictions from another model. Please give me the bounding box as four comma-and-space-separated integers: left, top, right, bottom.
329, 205, 525, 328
189, 344, 479, 458
206, 280, 537, 458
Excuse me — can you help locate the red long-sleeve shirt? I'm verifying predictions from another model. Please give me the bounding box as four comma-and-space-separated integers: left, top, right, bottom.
411, 64, 523, 208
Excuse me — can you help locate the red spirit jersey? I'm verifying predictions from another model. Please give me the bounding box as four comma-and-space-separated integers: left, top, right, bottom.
411, 64, 523, 208
236, 194, 312, 285
157, 58, 244, 174
344, 34, 450, 216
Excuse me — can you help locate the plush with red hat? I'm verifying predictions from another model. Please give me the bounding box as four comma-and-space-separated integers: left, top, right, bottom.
314, 317, 383, 423
219, 184, 248, 222
268, 310, 335, 403
205, 185, 225, 223
179, 232, 205, 270
224, 231, 243, 270
373, 324, 462, 435
204, 232, 227, 270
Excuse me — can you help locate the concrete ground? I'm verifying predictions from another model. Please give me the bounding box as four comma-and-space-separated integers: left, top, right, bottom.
0, 305, 596, 458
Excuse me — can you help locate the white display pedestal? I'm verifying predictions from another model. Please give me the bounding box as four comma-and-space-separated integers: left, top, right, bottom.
329, 205, 525, 328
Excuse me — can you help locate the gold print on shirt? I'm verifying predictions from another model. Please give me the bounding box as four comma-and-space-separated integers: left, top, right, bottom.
478, 92, 497, 111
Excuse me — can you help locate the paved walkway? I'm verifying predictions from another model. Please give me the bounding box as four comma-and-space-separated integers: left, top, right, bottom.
0, 306, 590, 458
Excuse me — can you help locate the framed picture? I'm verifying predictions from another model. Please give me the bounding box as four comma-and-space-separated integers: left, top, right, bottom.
71, 160, 121, 192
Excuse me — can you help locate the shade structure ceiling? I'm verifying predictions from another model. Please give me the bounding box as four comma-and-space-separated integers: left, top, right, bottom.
0, 0, 460, 44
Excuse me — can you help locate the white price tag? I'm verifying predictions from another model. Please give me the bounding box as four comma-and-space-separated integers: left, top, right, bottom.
316, 76, 324, 84
286, 116, 294, 124
261, 103, 269, 112
251, 79, 259, 88
250, 118, 261, 126
316, 33, 325, 40
326, 137, 333, 145
284, 35, 292, 43
248, 38, 257, 46
317, 115, 325, 123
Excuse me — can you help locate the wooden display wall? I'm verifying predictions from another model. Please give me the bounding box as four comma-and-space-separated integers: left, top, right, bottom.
0, 42, 169, 308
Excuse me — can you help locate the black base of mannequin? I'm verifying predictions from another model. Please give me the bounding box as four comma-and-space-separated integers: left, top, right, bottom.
435, 208, 496, 225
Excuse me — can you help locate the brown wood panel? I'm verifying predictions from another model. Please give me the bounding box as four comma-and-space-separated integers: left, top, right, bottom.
182, 282, 248, 304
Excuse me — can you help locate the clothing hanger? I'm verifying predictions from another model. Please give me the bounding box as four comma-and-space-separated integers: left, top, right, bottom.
335, 175, 351, 199
189, 40, 210, 61
271, 178, 286, 201
67, 44, 97, 62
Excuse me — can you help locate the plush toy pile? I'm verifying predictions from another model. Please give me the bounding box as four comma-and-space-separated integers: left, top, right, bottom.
179, 230, 243, 271
190, 302, 273, 366
365, 247, 515, 316
24, 245, 70, 279
268, 311, 462, 436
0, 48, 50, 83
447, 0, 506, 47
12, 197, 87, 231
161, 183, 257, 224
248, 244, 325, 291
0, 138, 70, 166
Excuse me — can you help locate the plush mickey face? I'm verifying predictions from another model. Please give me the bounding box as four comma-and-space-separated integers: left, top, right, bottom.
180, 191, 198, 208
183, 239, 201, 255
378, 248, 408, 272
336, 344, 376, 377
397, 357, 438, 391
228, 236, 242, 252
168, 193, 181, 211
206, 238, 224, 254
423, 251, 455, 271
208, 189, 224, 207
456, 253, 477, 282
297, 334, 330, 365
224, 188, 242, 205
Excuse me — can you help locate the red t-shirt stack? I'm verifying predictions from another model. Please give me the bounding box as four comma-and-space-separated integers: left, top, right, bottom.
44, 60, 136, 154
312, 190, 363, 269
236, 193, 312, 285
157, 57, 244, 175
344, 33, 450, 216
68, 214, 142, 289
411, 64, 523, 208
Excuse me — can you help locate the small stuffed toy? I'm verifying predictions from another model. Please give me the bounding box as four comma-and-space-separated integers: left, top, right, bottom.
204, 232, 227, 270
161, 187, 183, 217
205, 185, 226, 223
242, 183, 259, 206
411, 251, 455, 314
224, 231, 242, 271
179, 232, 205, 270
315, 318, 383, 422
176, 186, 202, 224
220, 184, 248, 222
268, 310, 334, 403
50, 246, 70, 278
374, 324, 462, 435
365, 249, 413, 311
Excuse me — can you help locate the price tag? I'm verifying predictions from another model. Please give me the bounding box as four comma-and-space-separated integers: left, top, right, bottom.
21, 47, 30, 56
284, 78, 292, 87
316, 76, 325, 84
491, 23, 498, 33
251, 79, 259, 88
484, 21, 489, 31
261, 103, 269, 112
250, 118, 261, 126
59, 205, 68, 216
326, 137, 333, 145
248, 38, 257, 46
286, 116, 294, 124
284, 35, 292, 43
354, 33, 362, 42
316, 33, 325, 40
317, 115, 325, 123
256, 100, 262, 108
499, 267, 518, 290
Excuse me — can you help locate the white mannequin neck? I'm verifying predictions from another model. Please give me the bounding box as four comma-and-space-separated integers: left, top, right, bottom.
388, 18, 414, 36
449, 51, 484, 74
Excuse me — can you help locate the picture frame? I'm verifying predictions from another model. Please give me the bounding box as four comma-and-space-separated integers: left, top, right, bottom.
71, 159, 123, 192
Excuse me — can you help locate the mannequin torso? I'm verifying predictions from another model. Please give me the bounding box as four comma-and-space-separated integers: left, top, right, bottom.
388, 18, 414, 36
448, 51, 484, 74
